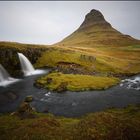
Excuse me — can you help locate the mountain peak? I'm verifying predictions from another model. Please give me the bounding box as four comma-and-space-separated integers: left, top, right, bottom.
86, 9, 105, 21
59, 9, 140, 47
79, 9, 111, 29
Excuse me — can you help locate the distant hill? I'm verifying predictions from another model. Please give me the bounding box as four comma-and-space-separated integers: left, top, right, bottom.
58, 9, 140, 47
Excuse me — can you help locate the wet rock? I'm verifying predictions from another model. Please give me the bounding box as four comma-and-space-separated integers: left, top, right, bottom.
6, 92, 17, 100
0, 91, 18, 105
0, 42, 48, 76
24, 95, 33, 102
12, 96, 37, 119
44, 108, 49, 113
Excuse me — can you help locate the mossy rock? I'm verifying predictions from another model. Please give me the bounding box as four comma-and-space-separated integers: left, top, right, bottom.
56, 82, 68, 92
12, 96, 36, 119
24, 95, 33, 102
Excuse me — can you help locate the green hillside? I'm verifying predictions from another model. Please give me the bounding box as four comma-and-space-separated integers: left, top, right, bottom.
57, 9, 140, 48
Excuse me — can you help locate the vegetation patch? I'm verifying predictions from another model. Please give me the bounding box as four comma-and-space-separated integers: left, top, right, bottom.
36, 72, 120, 92
36, 47, 140, 77
0, 105, 139, 140
36, 48, 99, 75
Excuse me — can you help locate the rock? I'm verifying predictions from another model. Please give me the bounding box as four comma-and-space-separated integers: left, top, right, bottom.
56, 82, 68, 92
79, 9, 111, 30
0, 42, 48, 76
80, 54, 96, 62
24, 95, 33, 102
47, 77, 53, 84
12, 95, 37, 119
7, 92, 17, 100
44, 108, 49, 113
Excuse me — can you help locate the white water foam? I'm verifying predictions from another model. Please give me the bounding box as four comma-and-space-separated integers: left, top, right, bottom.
18, 53, 46, 76
0, 64, 19, 87
45, 92, 51, 96
120, 76, 140, 90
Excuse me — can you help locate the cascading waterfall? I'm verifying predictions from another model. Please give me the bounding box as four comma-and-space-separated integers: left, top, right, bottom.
18, 53, 45, 76
0, 64, 10, 82
18, 53, 35, 76
0, 64, 18, 86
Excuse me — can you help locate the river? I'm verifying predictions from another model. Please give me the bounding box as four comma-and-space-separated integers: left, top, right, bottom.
0, 69, 139, 117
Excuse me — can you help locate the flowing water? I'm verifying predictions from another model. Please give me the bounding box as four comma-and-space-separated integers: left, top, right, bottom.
0, 53, 139, 117
0, 64, 19, 86
18, 53, 45, 76
0, 69, 139, 117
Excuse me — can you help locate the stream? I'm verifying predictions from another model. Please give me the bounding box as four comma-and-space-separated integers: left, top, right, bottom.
0, 69, 140, 117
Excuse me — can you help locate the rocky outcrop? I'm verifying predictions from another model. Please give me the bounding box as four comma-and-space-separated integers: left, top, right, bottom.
0, 42, 48, 76
11, 95, 36, 119
55, 61, 96, 75
79, 9, 111, 30
80, 54, 96, 62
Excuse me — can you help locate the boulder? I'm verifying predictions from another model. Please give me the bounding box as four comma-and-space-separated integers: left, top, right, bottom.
24, 95, 33, 102
12, 96, 37, 119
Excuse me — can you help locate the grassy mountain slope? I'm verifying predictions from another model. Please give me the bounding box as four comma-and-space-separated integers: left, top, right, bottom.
35, 9, 140, 91
57, 9, 140, 48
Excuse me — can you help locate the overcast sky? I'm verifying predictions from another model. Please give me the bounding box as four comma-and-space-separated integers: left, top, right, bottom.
0, 1, 140, 45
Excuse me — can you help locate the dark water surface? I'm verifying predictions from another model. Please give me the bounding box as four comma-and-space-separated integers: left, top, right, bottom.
0, 70, 140, 117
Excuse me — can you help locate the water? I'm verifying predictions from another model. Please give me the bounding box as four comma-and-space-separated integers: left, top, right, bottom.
18, 53, 35, 76
0, 70, 139, 117
121, 77, 140, 90
0, 64, 19, 86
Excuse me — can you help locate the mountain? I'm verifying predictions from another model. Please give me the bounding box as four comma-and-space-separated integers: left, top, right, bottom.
58, 9, 140, 47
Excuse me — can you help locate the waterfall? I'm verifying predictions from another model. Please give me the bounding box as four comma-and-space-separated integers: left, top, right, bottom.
0, 64, 18, 86
0, 64, 10, 82
18, 53, 35, 76
18, 53, 46, 76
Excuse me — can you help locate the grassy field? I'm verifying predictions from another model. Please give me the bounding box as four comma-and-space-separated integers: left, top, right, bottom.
0, 41, 48, 49
0, 105, 139, 140
36, 72, 120, 92
35, 45, 140, 91
36, 46, 140, 75
36, 48, 115, 74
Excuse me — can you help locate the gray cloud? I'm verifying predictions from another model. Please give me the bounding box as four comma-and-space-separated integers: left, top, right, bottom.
0, 1, 140, 45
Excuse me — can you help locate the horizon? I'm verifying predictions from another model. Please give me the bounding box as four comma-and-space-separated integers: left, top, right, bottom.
0, 1, 140, 45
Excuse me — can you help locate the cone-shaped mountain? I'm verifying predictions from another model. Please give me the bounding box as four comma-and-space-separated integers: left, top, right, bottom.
58, 9, 140, 47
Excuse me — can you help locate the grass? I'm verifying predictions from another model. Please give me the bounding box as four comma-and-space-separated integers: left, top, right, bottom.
0, 105, 139, 140
0, 41, 48, 49
36, 72, 120, 91
35, 46, 140, 92
50, 45, 140, 75
36, 48, 119, 74
57, 23, 140, 48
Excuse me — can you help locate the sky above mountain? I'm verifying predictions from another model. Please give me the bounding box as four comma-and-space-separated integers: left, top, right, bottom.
0, 1, 140, 45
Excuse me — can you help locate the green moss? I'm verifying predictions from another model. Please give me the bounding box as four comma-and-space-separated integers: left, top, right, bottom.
0, 105, 139, 140
36, 72, 120, 92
